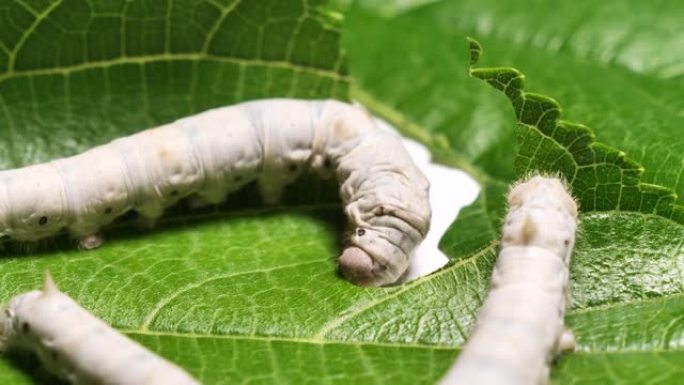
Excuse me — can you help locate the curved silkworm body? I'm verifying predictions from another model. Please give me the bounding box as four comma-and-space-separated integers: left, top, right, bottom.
0, 273, 199, 385
0, 99, 430, 286
440, 175, 578, 385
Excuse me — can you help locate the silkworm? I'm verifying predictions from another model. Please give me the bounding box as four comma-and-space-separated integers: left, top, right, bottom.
0, 272, 199, 385
439, 175, 578, 385
0, 99, 430, 286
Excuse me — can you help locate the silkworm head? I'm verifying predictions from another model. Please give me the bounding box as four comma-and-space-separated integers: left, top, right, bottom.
508, 175, 577, 218
339, 246, 376, 286
0, 272, 62, 350
505, 175, 578, 260
339, 228, 408, 287
0, 290, 42, 349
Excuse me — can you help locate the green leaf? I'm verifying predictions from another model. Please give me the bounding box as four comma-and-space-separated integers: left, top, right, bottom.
0, 1, 458, 383
3, 0, 684, 383
326, 0, 435, 16
0, 207, 465, 384
0, 1, 491, 384
467, 37, 684, 224
344, 1, 684, 383
0, 0, 348, 168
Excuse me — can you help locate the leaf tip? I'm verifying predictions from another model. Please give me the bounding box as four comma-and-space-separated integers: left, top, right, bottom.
467, 37, 482, 67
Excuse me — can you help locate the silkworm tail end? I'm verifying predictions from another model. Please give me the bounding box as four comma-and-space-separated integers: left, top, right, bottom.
338, 247, 376, 287
42, 270, 59, 296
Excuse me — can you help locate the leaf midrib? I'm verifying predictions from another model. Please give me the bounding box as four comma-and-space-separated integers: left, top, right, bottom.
121, 311, 684, 357
0, 53, 348, 84
315, 241, 498, 339
121, 329, 460, 351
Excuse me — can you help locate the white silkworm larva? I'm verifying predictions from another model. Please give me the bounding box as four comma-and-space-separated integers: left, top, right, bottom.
0, 99, 430, 286
0, 272, 199, 385
439, 175, 578, 385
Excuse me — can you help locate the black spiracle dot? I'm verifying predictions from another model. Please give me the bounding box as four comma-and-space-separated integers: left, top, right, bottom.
38, 216, 48, 226
21, 322, 30, 333
288, 164, 298, 173
104, 207, 113, 215
323, 158, 332, 168
356, 228, 366, 237
564, 239, 570, 246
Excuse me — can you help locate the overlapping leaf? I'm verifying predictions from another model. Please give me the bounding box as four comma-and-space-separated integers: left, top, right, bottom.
345, 1, 684, 383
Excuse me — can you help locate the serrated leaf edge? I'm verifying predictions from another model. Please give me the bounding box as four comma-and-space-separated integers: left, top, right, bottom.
467, 37, 684, 224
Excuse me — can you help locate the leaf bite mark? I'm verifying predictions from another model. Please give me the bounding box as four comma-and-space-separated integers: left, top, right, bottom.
467, 38, 684, 224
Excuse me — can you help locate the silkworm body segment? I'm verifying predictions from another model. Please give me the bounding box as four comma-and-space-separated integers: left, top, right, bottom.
0, 273, 199, 385
440, 175, 578, 385
0, 99, 431, 286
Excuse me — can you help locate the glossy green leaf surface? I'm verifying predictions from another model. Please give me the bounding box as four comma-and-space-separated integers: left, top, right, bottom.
345, 1, 684, 384
0, 0, 348, 168
0, 1, 488, 384
2, 0, 684, 384
0, 0, 464, 383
